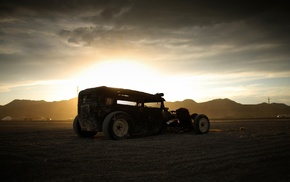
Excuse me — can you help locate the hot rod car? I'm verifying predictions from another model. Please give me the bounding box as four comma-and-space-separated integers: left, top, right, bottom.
73, 86, 210, 140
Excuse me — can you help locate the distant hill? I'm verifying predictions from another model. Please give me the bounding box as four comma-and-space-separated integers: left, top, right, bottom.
1, 98, 290, 120
165, 99, 290, 119
0, 98, 77, 120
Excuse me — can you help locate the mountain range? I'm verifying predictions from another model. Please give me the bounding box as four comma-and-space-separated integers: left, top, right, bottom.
1, 98, 290, 120
0, 99, 77, 120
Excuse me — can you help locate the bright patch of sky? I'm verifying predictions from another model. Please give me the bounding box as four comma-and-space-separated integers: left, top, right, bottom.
0, 0, 290, 105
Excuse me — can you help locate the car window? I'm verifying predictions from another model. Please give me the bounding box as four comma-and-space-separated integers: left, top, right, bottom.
144, 102, 161, 108
117, 100, 137, 106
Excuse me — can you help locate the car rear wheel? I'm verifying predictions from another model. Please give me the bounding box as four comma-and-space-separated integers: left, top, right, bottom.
193, 114, 210, 134
102, 111, 133, 140
73, 115, 97, 137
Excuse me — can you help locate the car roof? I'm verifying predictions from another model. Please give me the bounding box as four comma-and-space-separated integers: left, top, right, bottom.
79, 86, 165, 102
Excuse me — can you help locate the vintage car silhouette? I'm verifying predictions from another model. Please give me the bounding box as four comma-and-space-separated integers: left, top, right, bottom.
73, 86, 210, 140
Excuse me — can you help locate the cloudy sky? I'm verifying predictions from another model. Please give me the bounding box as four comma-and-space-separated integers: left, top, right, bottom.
1, 0, 290, 105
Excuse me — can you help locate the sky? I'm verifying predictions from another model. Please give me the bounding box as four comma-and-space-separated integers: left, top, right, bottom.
1, 0, 290, 106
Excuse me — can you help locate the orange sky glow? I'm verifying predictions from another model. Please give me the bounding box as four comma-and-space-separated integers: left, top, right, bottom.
0, 1, 290, 105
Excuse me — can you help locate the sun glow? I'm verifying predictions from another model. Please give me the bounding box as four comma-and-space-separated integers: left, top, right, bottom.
72, 59, 161, 93
68, 59, 215, 102
62, 61, 256, 104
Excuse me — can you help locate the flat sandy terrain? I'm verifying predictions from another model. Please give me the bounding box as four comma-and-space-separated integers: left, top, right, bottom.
1, 119, 290, 182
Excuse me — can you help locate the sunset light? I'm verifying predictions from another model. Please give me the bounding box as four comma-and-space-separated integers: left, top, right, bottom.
0, 1, 290, 106
1, 2, 290, 182
73, 59, 156, 91
71, 59, 205, 102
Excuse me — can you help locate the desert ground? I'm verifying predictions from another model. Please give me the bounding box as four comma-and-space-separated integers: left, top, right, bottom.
1, 119, 290, 182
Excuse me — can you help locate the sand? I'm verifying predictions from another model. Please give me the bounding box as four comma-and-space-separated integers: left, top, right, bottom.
1, 119, 290, 181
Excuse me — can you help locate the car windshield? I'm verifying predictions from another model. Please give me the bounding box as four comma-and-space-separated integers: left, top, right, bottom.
144, 102, 162, 108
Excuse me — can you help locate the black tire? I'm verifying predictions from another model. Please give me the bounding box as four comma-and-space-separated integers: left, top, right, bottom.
73, 115, 97, 137
193, 114, 210, 134
102, 111, 133, 140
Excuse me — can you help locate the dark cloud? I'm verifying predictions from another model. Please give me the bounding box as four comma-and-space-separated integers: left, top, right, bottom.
54, 0, 290, 47
2, 0, 289, 24
1, 0, 290, 105
0, 0, 132, 19
1, 0, 290, 77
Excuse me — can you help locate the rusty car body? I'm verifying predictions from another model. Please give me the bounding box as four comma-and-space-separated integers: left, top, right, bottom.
73, 86, 210, 140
